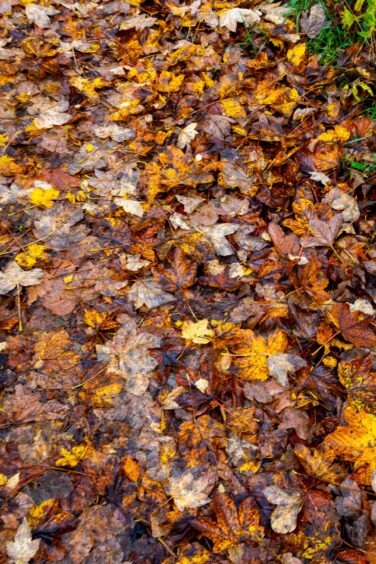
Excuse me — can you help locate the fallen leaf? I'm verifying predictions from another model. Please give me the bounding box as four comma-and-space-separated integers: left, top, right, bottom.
128, 279, 176, 309
322, 405, 376, 484
181, 319, 214, 344
168, 470, 215, 511
219, 8, 261, 32
264, 485, 302, 534
177, 122, 199, 149
300, 3, 328, 38
6, 519, 40, 564
0, 262, 44, 294
267, 354, 307, 387
25, 3, 59, 28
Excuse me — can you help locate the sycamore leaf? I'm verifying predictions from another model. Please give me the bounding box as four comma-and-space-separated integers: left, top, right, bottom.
301, 3, 328, 38
114, 197, 144, 217
55, 445, 88, 467
201, 223, 238, 256
267, 354, 306, 387
294, 444, 346, 484
219, 8, 261, 32
33, 101, 72, 129
168, 470, 215, 511
6, 519, 40, 564
322, 405, 376, 484
234, 328, 288, 381
192, 492, 264, 553
30, 186, 59, 209
0, 262, 44, 294
181, 319, 214, 344
264, 486, 302, 534
177, 122, 199, 149
302, 215, 342, 248
128, 279, 176, 309
329, 303, 376, 348
25, 3, 59, 28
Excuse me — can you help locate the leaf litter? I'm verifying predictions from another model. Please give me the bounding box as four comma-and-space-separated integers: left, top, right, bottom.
0, 0, 375, 562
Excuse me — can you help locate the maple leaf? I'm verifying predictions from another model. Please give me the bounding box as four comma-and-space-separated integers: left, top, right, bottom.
322, 405, 376, 484
219, 8, 261, 32
299, 256, 330, 302
56, 445, 88, 468
181, 319, 214, 344
25, 3, 59, 28
267, 353, 306, 387
201, 224, 238, 256
192, 491, 264, 553
167, 470, 215, 511
301, 3, 328, 38
0, 262, 43, 295
29, 185, 59, 209
31, 101, 72, 129
302, 215, 342, 248
329, 303, 376, 348
233, 328, 288, 381
128, 279, 176, 309
338, 354, 376, 413
294, 445, 346, 484
6, 519, 40, 564
177, 122, 199, 149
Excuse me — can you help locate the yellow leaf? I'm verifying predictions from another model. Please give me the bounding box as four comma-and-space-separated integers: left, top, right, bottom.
92, 383, 122, 407
123, 456, 140, 482
234, 328, 288, 381
221, 98, 246, 119
30, 187, 59, 209
28, 499, 56, 528
0, 155, 23, 176
16, 243, 48, 269
55, 444, 88, 467
181, 319, 214, 344
83, 309, 107, 328
287, 43, 306, 66
0, 134, 9, 146
323, 406, 376, 484
317, 125, 350, 143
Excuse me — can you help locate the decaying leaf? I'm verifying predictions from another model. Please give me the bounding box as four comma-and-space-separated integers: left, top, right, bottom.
128, 279, 176, 309
6, 519, 40, 564
0, 262, 44, 294
181, 319, 214, 344
264, 486, 302, 534
167, 470, 215, 511
219, 8, 261, 32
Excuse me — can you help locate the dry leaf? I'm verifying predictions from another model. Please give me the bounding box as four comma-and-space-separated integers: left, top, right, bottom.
264, 486, 302, 534
128, 279, 176, 309
168, 470, 215, 511
177, 123, 199, 149
181, 319, 214, 344
0, 262, 44, 294
6, 519, 40, 564
219, 8, 261, 32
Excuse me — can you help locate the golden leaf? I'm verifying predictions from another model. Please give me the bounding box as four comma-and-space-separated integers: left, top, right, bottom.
322, 406, 376, 484
181, 319, 214, 344
234, 328, 288, 381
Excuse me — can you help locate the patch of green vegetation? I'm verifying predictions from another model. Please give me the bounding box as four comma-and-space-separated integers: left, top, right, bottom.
287, 0, 376, 64
364, 104, 376, 120
308, 25, 352, 65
